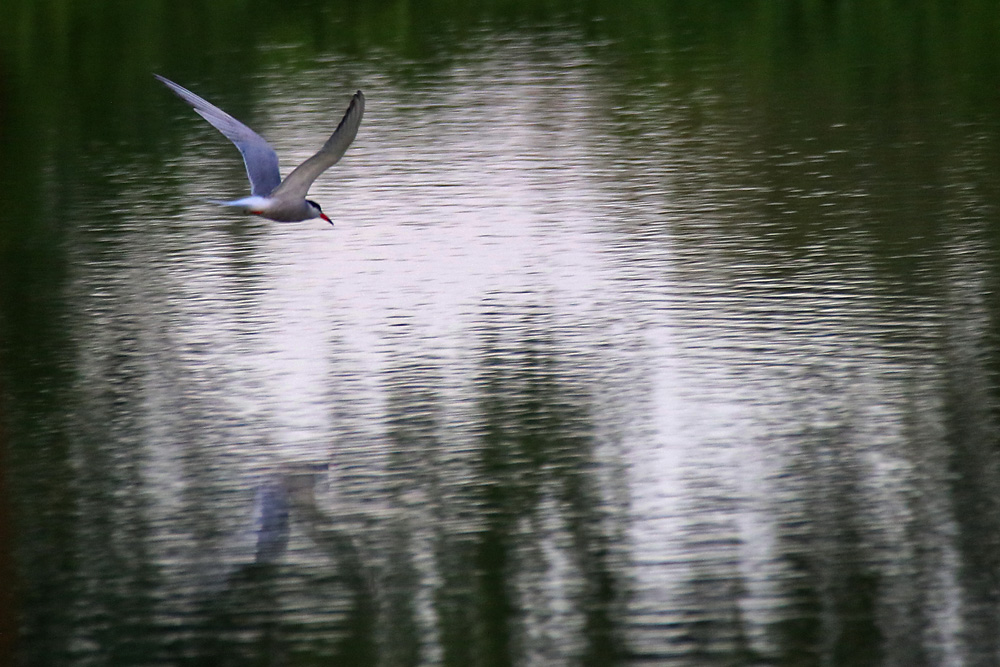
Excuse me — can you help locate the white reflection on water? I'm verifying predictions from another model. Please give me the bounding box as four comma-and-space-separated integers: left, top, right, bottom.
46, 37, 1000, 665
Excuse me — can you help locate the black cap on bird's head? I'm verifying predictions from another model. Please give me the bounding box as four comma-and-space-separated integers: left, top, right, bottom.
306, 199, 332, 225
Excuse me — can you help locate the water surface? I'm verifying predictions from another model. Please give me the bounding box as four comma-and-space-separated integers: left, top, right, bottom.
2, 2, 1000, 665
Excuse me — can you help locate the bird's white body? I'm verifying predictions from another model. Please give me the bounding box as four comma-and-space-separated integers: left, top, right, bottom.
211, 196, 323, 222
156, 74, 364, 225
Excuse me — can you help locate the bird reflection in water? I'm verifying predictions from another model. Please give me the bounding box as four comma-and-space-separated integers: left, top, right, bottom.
196, 461, 376, 664
246, 464, 318, 567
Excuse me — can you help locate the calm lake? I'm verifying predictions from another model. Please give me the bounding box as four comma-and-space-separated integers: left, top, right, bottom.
3, 2, 1000, 665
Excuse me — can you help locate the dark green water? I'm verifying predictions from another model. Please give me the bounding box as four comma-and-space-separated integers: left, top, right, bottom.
3, 2, 1000, 665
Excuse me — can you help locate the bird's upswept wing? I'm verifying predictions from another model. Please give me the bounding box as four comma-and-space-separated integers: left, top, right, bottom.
155, 74, 282, 197
270, 91, 365, 201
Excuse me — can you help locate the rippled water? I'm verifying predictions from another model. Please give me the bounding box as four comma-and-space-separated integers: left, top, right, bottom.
4, 8, 1000, 666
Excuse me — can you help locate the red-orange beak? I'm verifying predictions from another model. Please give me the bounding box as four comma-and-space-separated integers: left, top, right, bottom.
320, 212, 333, 226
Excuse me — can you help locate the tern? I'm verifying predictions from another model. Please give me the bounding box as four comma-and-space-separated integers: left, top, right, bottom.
155, 74, 364, 225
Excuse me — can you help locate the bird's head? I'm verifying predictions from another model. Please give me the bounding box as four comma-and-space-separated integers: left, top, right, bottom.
306, 199, 332, 225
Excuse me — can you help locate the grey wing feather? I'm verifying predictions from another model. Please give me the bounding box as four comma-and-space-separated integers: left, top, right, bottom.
271, 91, 365, 200
155, 74, 282, 197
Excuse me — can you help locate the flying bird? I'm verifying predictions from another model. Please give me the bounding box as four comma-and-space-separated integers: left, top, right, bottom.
155, 74, 364, 225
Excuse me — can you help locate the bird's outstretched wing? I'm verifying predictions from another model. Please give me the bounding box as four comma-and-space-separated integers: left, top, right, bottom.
270, 91, 365, 201
155, 74, 282, 197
